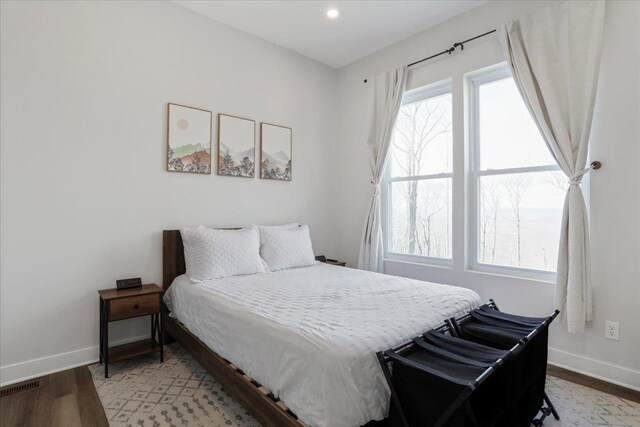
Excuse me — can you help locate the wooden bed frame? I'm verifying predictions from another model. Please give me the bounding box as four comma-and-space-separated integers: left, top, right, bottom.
162, 230, 306, 427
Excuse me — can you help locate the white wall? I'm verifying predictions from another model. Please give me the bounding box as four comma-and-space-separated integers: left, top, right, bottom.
335, 0, 640, 389
2, 0, 638, 391
0, 1, 340, 385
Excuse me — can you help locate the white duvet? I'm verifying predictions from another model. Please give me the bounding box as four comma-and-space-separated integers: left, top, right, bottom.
165, 263, 481, 427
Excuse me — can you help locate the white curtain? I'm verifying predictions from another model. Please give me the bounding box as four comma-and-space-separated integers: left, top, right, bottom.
358, 67, 408, 272
498, 1, 605, 333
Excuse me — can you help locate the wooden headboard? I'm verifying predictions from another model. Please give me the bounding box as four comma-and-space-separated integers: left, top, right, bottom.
163, 230, 185, 290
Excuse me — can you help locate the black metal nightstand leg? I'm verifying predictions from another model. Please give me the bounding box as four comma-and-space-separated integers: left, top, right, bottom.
99, 299, 103, 365
151, 313, 155, 341
104, 306, 109, 378
159, 311, 164, 362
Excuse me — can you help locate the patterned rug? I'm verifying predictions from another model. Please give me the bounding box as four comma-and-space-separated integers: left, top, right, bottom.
89, 343, 640, 427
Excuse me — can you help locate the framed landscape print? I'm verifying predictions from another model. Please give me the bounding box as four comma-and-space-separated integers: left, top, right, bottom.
167, 103, 212, 174
260, 123, 292, 181
217, 114, 256, 178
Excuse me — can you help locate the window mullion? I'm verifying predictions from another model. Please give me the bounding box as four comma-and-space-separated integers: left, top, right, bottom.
477, 164, 560, 176
388, 172, 453, 183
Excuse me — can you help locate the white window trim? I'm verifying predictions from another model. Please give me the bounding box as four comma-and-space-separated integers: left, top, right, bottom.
382, 79, 454, 267
466, 64, 558, 282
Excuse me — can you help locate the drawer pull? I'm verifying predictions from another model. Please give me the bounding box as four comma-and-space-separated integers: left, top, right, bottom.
134, 304, 139, 309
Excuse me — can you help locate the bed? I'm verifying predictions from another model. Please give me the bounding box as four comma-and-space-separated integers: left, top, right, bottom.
162, 230, 481, 427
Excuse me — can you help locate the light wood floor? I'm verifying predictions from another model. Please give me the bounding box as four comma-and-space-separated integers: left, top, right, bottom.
547, 364, 640, 404
0, 366, 108, 427
1, 363, 637, 426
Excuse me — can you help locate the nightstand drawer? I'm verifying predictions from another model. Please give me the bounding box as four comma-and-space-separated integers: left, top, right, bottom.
109, 294, 160, 321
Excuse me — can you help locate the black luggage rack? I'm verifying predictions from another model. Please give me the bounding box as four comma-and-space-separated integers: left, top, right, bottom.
377, 300, 560, 427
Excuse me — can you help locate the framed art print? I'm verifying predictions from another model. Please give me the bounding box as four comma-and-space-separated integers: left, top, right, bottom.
260, 123, 292, 181
167, 103, 212, 174
217, 114, 256, 178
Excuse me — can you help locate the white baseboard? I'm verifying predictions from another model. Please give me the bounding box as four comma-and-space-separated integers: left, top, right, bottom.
3, 340, 639, 392
0, 334, 149, 387
548, 347, 640, 392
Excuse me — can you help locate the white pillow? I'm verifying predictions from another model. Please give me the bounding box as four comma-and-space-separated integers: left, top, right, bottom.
181, 226, 266, 282
256, 223, 300, 271
259, 225, 316, 271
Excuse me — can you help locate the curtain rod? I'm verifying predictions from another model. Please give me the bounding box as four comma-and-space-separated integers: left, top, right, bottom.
363, 29, 497, 83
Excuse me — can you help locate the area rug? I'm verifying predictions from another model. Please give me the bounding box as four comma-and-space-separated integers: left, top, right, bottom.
89, 343, 639, 427
89, 344, 258, 427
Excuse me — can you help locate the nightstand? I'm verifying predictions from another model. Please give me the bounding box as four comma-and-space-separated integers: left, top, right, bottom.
98, 284, 164, 378
315, 255, 346, 267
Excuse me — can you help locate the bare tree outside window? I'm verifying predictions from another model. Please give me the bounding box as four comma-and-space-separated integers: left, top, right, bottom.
479, 179, 501, 264
504, 173, 533, 266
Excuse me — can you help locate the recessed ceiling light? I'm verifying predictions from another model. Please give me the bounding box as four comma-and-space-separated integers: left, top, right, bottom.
327, 9, 339, 19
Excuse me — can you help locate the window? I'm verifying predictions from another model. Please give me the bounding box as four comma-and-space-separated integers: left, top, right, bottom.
469, 66, 566, 275
384, 80, 453, 261
381, 63, 566, 280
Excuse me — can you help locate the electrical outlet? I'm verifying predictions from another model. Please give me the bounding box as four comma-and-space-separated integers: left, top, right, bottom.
605, 321, 619, 341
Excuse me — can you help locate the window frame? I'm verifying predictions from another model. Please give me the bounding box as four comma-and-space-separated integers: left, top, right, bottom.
466, 64, 560, 281
381, 64, 565, 282
382, 79, 454, 267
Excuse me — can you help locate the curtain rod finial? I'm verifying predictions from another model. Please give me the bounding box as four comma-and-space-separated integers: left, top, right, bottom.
590, 161, 602, 170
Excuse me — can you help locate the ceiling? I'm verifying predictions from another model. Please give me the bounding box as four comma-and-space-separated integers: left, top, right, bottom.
173, 1, 487, 68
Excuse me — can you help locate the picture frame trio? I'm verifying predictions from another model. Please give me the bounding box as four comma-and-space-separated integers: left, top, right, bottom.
166, 103, 292, 181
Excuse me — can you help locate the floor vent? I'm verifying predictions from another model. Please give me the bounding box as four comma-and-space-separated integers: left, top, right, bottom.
0, 380, 40, 398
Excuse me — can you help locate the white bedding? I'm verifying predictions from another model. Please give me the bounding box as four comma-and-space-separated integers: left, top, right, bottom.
165, 263, 481, 427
